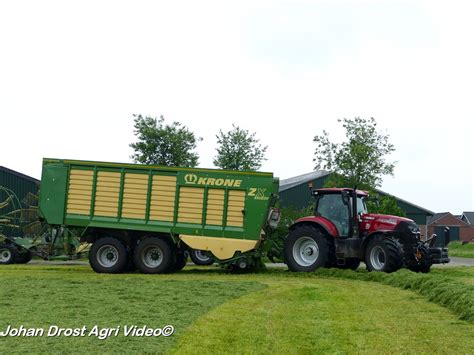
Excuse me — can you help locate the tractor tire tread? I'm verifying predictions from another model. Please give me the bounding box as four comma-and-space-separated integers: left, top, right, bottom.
284, 225, 330, 272
365, 235, 403, 273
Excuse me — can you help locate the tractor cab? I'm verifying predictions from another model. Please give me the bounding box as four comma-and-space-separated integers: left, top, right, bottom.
313, 188, 368, 238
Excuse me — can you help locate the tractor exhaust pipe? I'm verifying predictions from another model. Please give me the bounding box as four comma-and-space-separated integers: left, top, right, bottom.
351, 188, 359, 238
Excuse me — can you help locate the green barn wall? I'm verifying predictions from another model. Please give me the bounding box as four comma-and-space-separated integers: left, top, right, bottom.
0, 167, 40, 237
279, 175, 329, 210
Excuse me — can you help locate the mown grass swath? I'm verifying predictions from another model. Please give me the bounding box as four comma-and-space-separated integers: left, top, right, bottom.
170, 276, 474, 354
273, 267, 474, 323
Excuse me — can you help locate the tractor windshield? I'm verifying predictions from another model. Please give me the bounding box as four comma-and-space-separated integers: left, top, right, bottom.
315, 194, 350, 236
355, 196, 368, 215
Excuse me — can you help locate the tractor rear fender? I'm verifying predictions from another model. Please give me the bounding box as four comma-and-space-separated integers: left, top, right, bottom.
290, 217, 339, 238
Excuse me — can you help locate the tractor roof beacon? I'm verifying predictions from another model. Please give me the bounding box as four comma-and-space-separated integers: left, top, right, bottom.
283, 187, 450, 273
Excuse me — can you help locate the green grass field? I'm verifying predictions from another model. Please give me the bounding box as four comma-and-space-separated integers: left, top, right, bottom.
1, 264, 473, 354
448, 241, 474, 258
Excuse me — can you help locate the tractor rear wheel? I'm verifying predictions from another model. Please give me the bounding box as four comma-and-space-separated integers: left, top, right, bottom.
89, 237, 128, 274
189, 249, 215, 266
365, 236, 403, 273
134, 237, 175, 274
284, 225, 329, 272
0, 244, 17, 264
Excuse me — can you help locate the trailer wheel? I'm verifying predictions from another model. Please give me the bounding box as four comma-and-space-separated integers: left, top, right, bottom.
0, 244, 18, 264
284, 225, 329, 272
189, 249, 215, 266
134, 238, 174, 274
365, 236, 403, 273
89, 237, 128, 274
173, 249, 187, 271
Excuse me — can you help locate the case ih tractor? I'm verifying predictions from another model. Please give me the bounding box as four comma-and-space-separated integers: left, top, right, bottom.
284, 187, 450, 273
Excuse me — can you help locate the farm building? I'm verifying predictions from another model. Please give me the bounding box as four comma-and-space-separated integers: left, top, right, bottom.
279, 171, 435, 234
0, 166, 39, 237
459, 212, 474, 225
428, 212, 474, 244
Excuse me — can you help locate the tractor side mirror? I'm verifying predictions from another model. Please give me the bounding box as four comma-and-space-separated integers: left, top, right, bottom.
341, 191, 350, 206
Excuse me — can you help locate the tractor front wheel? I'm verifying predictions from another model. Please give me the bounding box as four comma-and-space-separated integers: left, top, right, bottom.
365, 236, 403, 273
284, 226, 329, 272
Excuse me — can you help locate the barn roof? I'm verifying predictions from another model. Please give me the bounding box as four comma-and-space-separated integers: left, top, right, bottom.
279, 171, 435, 216
374, 188, 435, 216
427, 212, 450, 224
279, 170, 330, 191
461, 212, 474, 225
0, 166, 39, 184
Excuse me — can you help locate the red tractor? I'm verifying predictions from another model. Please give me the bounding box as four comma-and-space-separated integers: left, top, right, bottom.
284, 188, 450, 273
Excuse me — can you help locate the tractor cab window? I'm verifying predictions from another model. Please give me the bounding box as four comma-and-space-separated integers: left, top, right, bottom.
351, 196, 368, 216
316, 194, 350, 236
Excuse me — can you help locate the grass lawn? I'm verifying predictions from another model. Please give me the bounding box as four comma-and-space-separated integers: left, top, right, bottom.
0, 265, 264, 353
448, 241, 474, 258
1, 264, 473, 354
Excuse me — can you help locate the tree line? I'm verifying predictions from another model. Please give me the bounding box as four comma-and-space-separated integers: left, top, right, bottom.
130, 114, 266, 171
129, 114, 403, 216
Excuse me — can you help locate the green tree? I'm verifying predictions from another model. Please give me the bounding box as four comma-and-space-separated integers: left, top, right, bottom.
214, 124, 267, 171
130, 114, 201, 167
367, 193, 405, 216
277, 205, 314, 238
314, 117, 404, 216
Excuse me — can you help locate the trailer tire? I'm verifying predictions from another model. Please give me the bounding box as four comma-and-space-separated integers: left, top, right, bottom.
0, 244, 18, 264
365, 235, 403, 273
16, 251, 33, 264
89, 237, 128, 274
189, 249, 215, 266
134, 237, 174, 274
284, 225, 329, 272
173, 249, 187, 271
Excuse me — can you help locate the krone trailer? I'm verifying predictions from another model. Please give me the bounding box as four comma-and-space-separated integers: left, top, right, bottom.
38, 158, 281, 273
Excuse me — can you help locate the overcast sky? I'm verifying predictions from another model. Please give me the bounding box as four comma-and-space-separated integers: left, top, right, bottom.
1, 0, 473, 214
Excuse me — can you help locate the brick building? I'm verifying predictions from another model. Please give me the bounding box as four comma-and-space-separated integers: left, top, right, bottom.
428, 212, 474, 243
